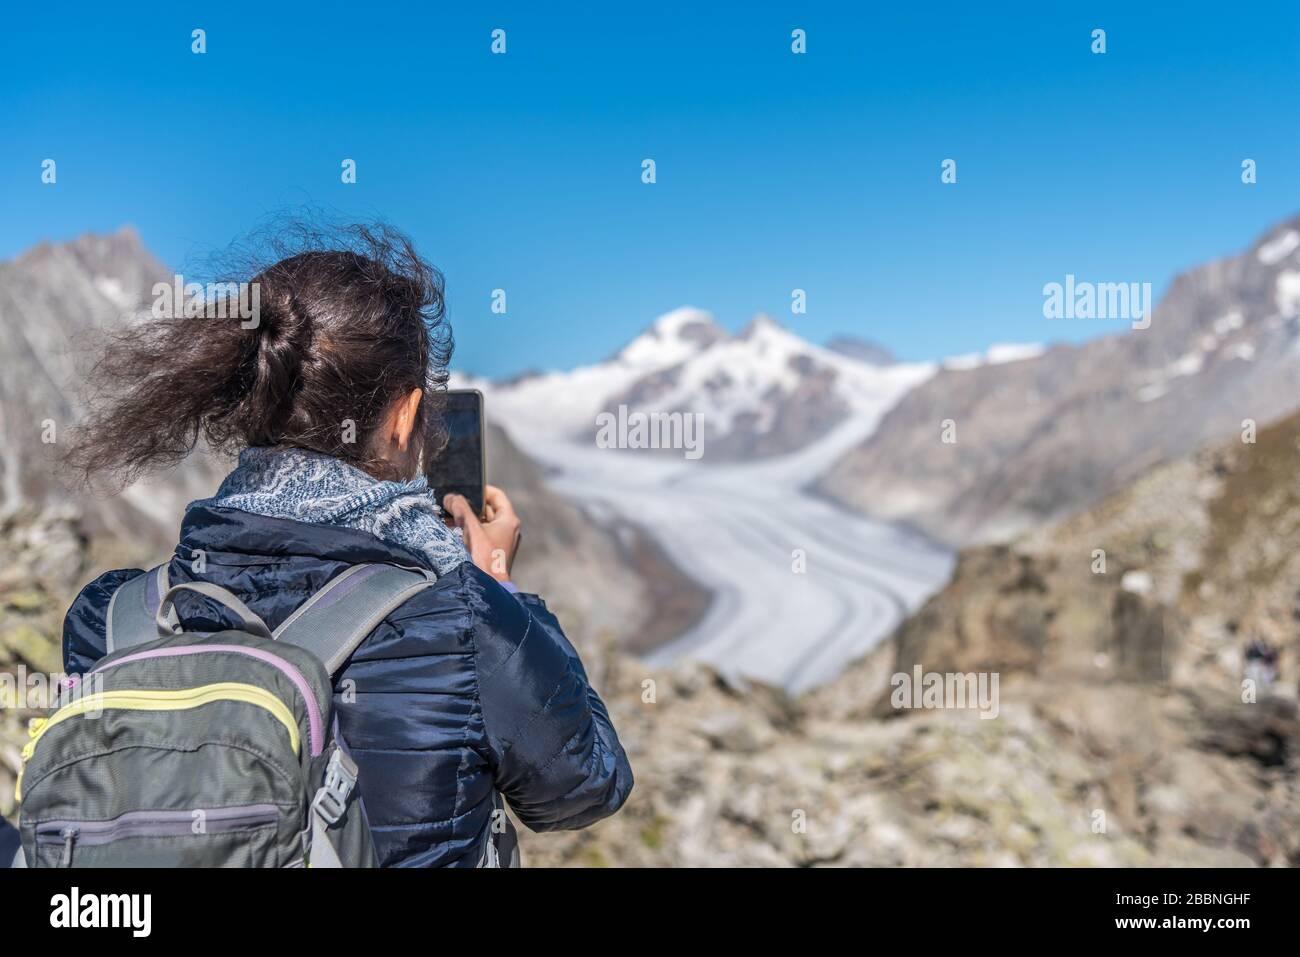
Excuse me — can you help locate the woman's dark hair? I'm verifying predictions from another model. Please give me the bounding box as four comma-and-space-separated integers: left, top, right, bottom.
69, 218, 452, 486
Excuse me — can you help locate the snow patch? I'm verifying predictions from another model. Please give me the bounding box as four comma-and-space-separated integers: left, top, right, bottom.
1168, 352, 1204, 378
93, 276, 133, 309
986, 342, 1046, 365
1136, 382, 1167, 403
942, 352, 983, 371
616, 307, 721, 369
1212, 310, 1244, 336
1136, 346, 1208, 402
942, 342, 1044, 370
1121, 570, 1154, 595
1258, 230, 1300, 266
1276, 271, 1300, 318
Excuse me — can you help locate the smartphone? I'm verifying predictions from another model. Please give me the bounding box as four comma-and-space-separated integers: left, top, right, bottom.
426, 389, 487, 519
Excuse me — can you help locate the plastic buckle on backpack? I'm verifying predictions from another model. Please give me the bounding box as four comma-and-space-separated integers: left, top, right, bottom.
311, 749, 358, 826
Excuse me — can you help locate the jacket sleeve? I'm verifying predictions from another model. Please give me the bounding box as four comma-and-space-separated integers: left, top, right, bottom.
469, 568, 634, 832
62, 568, 142, 675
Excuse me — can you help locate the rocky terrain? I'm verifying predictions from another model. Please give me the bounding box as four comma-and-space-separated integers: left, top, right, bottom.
517, 413, 1300, 867
3, 227, 1296, 868
0, 506, 88, 821
821, 214, 1300, 547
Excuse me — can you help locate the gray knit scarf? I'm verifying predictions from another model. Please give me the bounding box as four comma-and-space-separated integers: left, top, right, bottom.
191, 446, 467, 576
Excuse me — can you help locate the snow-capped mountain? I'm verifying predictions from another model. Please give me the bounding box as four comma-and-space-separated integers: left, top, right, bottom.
470, 309, 936, 461
456, 308, 723, 440
612, 306, 727, 367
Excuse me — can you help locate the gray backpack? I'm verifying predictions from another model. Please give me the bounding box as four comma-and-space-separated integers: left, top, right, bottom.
14, 562, 436, 868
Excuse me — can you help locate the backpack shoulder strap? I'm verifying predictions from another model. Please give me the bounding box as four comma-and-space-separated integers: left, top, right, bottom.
274, 564, 437, 675
105, 563, 176, 654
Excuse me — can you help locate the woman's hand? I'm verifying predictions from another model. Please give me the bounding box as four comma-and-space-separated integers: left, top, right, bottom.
442, 485, 521, 583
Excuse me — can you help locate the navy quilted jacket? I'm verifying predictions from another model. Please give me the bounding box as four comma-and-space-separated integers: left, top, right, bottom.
61, 505, 634, 867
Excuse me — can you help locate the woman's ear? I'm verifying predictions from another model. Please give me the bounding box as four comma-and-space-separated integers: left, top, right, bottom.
392, 388, 424, 451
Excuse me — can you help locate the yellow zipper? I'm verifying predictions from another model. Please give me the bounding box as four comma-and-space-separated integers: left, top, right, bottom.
16, 683, 300, 801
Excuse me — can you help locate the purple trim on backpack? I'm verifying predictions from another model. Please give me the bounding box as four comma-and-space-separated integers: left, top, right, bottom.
308, 564, 388, 612
91, 644, 324, 756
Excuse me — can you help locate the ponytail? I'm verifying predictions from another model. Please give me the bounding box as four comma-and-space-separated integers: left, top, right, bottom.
68, 220, 451, 489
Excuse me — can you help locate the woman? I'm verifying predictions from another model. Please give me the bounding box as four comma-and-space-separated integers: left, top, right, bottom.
60, 223, 633, 867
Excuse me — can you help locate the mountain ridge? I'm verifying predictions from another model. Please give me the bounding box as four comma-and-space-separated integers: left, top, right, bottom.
477, 308, 937, 461
820, 212, 1300, 547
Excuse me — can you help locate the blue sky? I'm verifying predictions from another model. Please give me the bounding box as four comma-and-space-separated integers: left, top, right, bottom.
3, 2, 1299, 378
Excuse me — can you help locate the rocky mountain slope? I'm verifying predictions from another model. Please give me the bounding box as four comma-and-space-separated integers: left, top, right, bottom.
0, 227, 226, 561
820, 214, 1300, 547
516, 412, 1300, 867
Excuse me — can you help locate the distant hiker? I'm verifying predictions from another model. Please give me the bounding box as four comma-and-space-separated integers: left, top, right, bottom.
1244, 638, 1279, 693
37, 222, 632, 867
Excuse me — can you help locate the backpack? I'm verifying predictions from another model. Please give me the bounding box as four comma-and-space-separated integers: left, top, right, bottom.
13, 561, 438, 868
